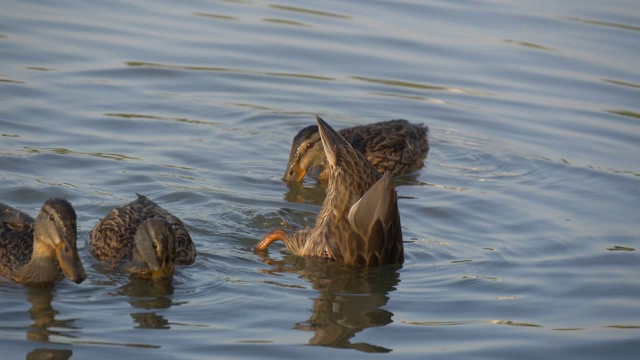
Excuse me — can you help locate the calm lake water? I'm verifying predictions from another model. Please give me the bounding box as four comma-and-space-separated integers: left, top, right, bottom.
1, 0, 639, 359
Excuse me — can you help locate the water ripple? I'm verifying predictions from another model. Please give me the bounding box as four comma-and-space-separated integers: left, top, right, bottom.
192, 12, 239, 21
262, 18, 310, 28
560, 15, 640, 33
268, 5, 350, 20
124, 61, 335, 81
350, 75, 491, 96
104, 112, 222, 126
503, 39, 558, 52
402, 319, 544, 328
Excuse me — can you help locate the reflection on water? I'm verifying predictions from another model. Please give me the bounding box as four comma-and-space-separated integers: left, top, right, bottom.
260, 255, 400, 353
283, 181, 327, 205
25, 287, 74, 360
26, 288, 77, 343
115, 278, 175, 330
130, 312, 170, 330
26, 348, 72, 360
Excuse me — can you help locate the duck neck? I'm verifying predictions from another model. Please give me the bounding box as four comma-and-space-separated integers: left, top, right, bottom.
321, 167, 358, 221
20, 241, 61, 284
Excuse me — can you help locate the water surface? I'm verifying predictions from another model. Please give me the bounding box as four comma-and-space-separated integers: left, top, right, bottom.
1, 0, 639, 359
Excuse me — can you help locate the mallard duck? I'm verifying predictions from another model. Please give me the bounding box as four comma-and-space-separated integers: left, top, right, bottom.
256, 116, 404, 267
283, 118, 429, 183
0, 199, 86, 285
88, 194, 196, 280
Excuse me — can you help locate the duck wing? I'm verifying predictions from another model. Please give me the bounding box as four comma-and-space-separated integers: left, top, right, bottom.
0, 203, 35, 280
88, 196, 153, 265
0, 203, 34, 234
346, 173, 404, 267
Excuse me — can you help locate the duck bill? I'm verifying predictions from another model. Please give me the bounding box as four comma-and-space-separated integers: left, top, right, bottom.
55, 242, 87, 284
283, 164, 306, 183
151, 265, 174, 280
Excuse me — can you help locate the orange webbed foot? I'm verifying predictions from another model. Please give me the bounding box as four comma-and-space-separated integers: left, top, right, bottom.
254, 228, 288, 252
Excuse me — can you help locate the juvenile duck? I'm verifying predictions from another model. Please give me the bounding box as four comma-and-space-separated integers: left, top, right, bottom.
0, 199, 86, 285
88, 194, 196, 280
256, 116, 404, 267
283, 118, 429, 183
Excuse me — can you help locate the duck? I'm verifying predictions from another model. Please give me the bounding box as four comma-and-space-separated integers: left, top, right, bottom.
0, 198, 86, 285
283, 118, 429, 183
87, 194, 196, 280
256, 116, 404, 267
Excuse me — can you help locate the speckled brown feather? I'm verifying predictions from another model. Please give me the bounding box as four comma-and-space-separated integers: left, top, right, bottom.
339, 119, 428, 175
88, 194, 196, 267
262, 116, 404, 267
0, 204, 36, 281
283, 119, 429, 183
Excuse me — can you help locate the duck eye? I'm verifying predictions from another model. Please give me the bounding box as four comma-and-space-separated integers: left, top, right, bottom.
306, 142, 314, 150
151, 241, 158, 250
49, 214, 55, 222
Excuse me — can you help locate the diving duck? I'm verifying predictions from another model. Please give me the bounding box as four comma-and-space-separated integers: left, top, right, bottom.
0, 198, 86, 285
283, 118, 429, 183
87, 194, 196, 280
256, 116, 404, 267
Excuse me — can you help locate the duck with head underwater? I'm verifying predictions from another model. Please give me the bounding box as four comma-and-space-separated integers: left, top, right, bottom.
0, 198, 86, 286
88, 194, 196, 280
257, 116, 404, 267
283, 118, 428, 183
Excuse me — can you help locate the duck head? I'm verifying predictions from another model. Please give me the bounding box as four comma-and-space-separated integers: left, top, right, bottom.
132, 218, 176, 280
33, 199, 86, 284
282, 124, 327, 183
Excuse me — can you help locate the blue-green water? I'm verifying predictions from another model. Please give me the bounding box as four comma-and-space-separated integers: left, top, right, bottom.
1, 1, 639, 359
